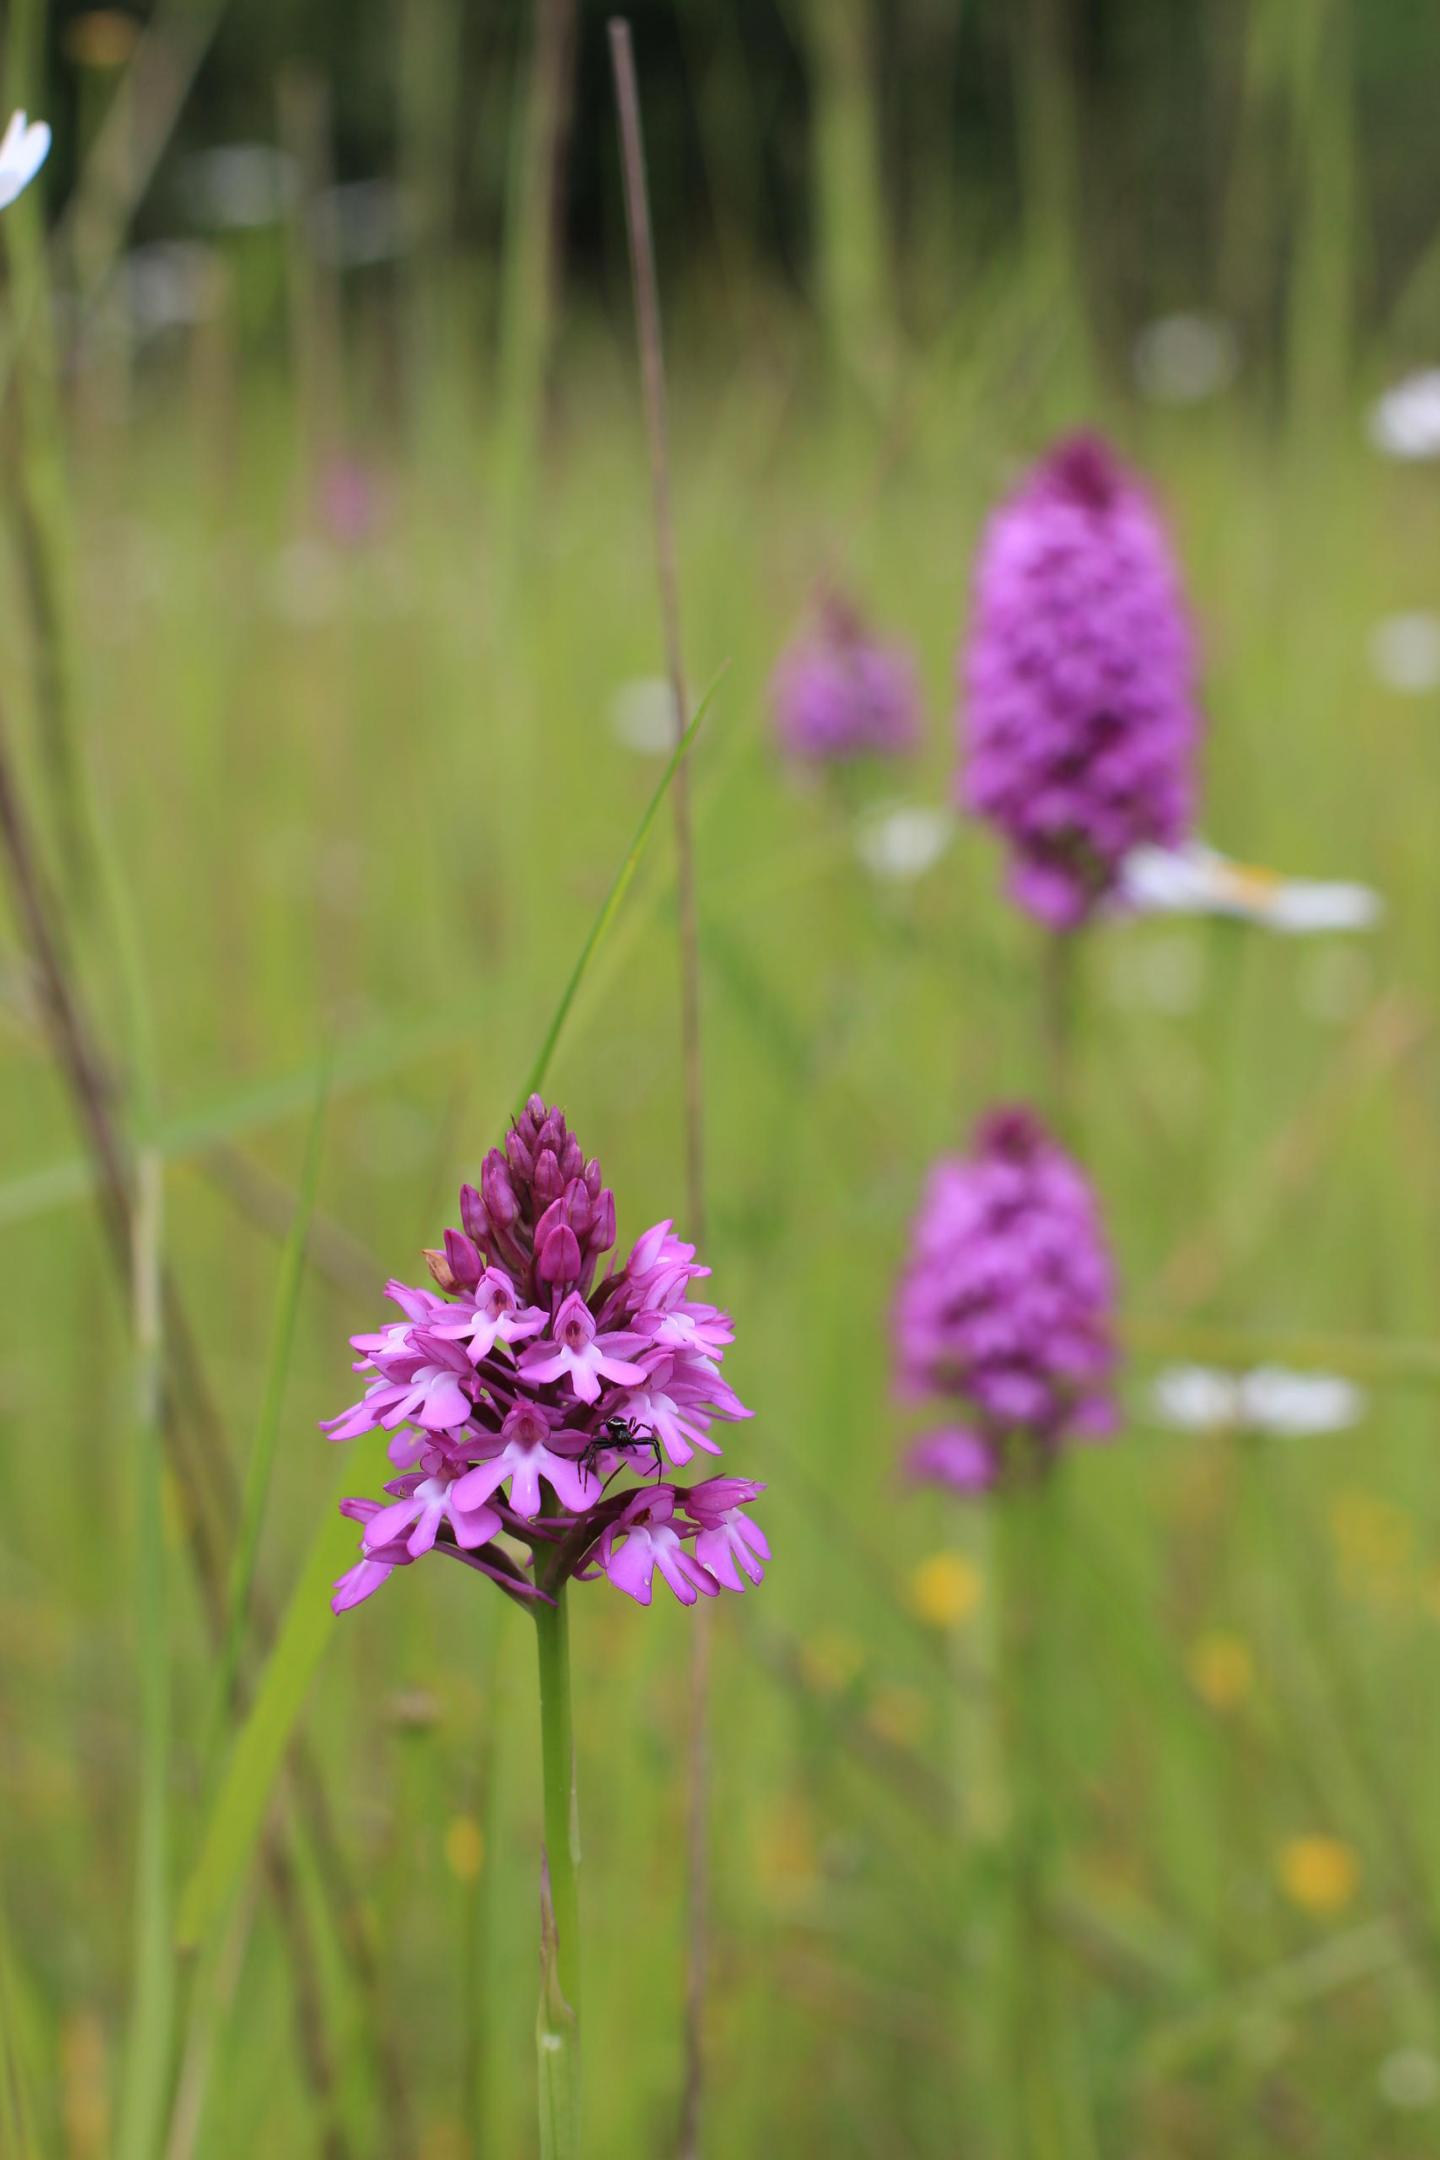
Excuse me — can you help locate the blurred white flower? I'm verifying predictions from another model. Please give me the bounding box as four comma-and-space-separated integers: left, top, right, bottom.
308, 180, 414, 269
1369, 611, 1440, 695
269, 539, 344, 625
1152, 1364, 1365, 1436
185, 144, 299, 231
854, 802, 952, 882
0, 110, 50, 211
1379, 2049, 1440, 2112
608, 676, 675, 755
1152, 1365, 1240, 1430
1296, 944, 1371, 1025
1121, 842, 1383, 933
1132, 312, 1238, 406
123, 241, 224, 337
1104, 927, 1206, 1015
1369, 370, 1440, 460
1241, 1367, 1364, 1436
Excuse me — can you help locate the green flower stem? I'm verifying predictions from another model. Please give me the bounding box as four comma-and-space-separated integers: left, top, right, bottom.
533, 1578, 582, 2160
994, 1454, 1068, 2160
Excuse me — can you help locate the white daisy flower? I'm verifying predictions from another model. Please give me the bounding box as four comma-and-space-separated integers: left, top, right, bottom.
1369, 370, 1440, 460
185, 143, 298, 231
1370, 612, 1440, 695
608, 677, 675, 755
1152, 1364, 1366, 1437
854, 802, 952, 882
1120, 842, 1383, 933
1151, 1365, 1241, 1430
0, 110, 50, 211
1132, 312, 1238, 406
1379, 2050, 1440, 2113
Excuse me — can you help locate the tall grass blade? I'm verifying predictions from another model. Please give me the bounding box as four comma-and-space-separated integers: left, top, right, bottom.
0, 1894, 45, 2159
176, 1487, 355, 1953
116, 1150, 175, 2160
211, 1060, 331, 1736
517, 665, 725, 1109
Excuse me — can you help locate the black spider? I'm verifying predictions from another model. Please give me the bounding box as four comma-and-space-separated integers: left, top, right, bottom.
580, 1417, 663, 1482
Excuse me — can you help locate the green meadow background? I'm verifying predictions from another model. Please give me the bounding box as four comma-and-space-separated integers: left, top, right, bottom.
6, 1, 1440, 2153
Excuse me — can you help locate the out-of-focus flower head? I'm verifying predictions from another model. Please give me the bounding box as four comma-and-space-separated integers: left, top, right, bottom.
317, 457, 388, 547
853, 801, 953, 883
122, 242, 225, 340
326, 1098, 766, 1615
960, 434, 1201, 929
771, 591, 921, 764
609, 676, 675, 756
64, 11, 140, 70
1370, 612, 1440, 696
184, 143, 299, 231
896, 1105, 1117, 1494
1132, 313, 1239, 406
307, 180, 414, 269
1369, 370, 1440, 460
1119, 841, 1383, 933
1152, 1364, 1365, 1438
0, 111, 50, 211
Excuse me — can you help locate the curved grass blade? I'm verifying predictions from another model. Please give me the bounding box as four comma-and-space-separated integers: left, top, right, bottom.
0, 999, 489, 1230
0, 1893, 45, 2159
516, 661, 726, 1111
209, 1058, 331, 1744
175, 1482, 355, 1955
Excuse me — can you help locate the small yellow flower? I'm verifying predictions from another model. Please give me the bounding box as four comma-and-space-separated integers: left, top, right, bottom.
907, 1551, 983, 1629
800, 1630, 865, 1695
443, 1815, 486, 1884
1187, 1630, 1255, 1711
63, 9, 141, 69
418, 2126, 470, 2160
1278, 1835, 1359, 1916
755, 1801, 818, 1897
60, 2012, 109, 2160
866, 1683, 927, 1750
1330, 1490, 1414, 1610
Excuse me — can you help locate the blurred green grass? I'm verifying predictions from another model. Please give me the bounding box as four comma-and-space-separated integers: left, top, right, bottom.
6, 43, 1440, 2150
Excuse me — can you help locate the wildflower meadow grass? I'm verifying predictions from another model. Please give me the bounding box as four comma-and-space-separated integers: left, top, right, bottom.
7, 9, 1440, 2157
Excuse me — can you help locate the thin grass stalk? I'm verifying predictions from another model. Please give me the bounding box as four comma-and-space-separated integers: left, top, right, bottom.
163, 1882, 258, 2160
796, 0, 894, 406
492, 0, 576, 550
277, 66, 344, 508
459, 1616, 503, 2150
397, 0, 464, 458
212, 1064, 330, 1733
608, 17, 706, 1245
1284, 0, 1354, 442
2, 0, 90, 903
1040, 933, 1080, 1146
517, 680, 719, 1113
0, 1895, 45, 2158
1007, 0, 1091, 387
993, 1456, 1062, 2159
987, 924, 1096, 2154
608, 26, 713, 2151
116, 1151, 175, 2160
